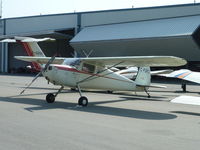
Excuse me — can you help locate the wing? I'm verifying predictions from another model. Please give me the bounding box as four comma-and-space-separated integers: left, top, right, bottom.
161, 69, 200, 84
80, 56, 186, 67
15, 56, 186, 67
14, 56, 65, 64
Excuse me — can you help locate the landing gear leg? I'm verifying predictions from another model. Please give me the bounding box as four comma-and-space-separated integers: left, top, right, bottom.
77, 84, 88, 107
144, 88, 151, 98
181, 83, 186, 93
46, 86, 64, 103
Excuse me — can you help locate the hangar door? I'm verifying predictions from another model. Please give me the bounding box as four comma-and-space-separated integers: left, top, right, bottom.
70, 15, 200, 61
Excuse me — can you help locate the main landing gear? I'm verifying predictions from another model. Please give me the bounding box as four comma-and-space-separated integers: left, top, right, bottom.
144, 88, 151, 98
77, 84, 88, 106
45, 85, 88, 107
46, 93, 55, 103
181, 83, 187, 93
46, 86, 64, 103
78, 96, 88, 107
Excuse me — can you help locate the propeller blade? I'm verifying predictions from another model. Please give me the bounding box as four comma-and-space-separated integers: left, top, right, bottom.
20, 71, 42, 95
19, 56, 56, 95
43, 56, 56, 71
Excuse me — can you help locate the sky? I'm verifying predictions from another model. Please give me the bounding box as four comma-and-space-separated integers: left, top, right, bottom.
2, 0, 200, 18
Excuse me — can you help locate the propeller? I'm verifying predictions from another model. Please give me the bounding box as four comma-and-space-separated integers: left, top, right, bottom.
20, 56, 56, 95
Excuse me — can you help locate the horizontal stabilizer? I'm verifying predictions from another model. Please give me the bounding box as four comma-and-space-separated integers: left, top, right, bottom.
137, 84, 166, 88
15, 56, 65, 64
148, 84, 166, 88
150, 69, 173, 75
0, 36, 55, 43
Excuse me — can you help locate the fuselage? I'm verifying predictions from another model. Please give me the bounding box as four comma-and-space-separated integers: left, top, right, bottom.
42, 64, 145, 92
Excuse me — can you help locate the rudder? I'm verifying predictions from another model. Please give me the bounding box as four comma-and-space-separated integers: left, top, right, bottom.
15, 37, 48, 71
135, 67, 151, 86
15, 36, 46, 57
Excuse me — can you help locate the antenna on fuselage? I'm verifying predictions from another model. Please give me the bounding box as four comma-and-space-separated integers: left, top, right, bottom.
82, 50, 93, 58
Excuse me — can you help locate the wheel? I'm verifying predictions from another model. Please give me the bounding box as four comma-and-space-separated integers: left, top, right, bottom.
181, 83, 186, 92
78, 96, 88, 107
107, 90, 113, 94
70, 88, 77, 91
46, 93, 55, 103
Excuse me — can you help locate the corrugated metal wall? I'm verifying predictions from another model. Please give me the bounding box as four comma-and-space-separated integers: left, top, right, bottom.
81, 4, 200, 27
5, 14, 77, 35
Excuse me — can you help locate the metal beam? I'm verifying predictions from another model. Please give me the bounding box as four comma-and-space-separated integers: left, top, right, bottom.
0, 43, 8, 73
1, 43, 4, 72
4, 43, 8, 73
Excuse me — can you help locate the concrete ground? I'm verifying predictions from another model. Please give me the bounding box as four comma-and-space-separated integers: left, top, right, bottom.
0, 74, 200, 150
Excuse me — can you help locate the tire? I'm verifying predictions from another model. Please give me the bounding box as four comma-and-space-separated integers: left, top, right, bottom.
78, 96, 88, 107
46, 93, 55, 103
107, 90, 113, 94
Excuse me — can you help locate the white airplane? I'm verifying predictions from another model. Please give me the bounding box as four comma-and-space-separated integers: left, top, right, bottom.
1, 37, 187, 106
119, 67, 200, 92
159, 69, 200, 92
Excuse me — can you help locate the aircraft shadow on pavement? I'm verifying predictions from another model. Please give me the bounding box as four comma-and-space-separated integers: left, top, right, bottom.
149, 89, 200, 94
170, 111, 200, 117
174, 90, 200, 94
10, 90, 77, 97
71, 89, 167, 99
119, 96, 166, 102
22, 86, 58, 91
14, 88, 167, 99
0, 96, 177, 120
19, 86, 64, 91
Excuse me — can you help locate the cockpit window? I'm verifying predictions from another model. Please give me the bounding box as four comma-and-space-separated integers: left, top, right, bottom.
82, 63, 95, 73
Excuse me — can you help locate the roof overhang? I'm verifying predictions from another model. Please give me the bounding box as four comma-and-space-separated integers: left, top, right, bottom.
70, 15, 200, 61
71, 15, 200, 44
0, 28, 74, 40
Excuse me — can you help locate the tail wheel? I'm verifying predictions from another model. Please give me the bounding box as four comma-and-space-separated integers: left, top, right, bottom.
46, 93, 55, 103
78, 96, 88, 107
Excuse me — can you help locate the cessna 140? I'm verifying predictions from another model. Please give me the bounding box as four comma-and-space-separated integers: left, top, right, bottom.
1, 37, 187, 106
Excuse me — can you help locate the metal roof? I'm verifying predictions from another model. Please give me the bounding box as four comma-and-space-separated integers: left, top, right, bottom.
2, 3, 200, 20
70, 15, 200, 43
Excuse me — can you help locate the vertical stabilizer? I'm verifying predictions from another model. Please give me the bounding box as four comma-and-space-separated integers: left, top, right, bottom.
20, 42, 45, 57
15, 37, 49, 71
1, 36, 54, 71
135, 67, 151, 86
15, 36, 46, 57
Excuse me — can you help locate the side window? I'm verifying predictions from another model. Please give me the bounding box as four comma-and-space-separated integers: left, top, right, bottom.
82, 63, 95, 73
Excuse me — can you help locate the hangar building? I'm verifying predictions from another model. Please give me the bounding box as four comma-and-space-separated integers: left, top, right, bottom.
0, 3, 200, 73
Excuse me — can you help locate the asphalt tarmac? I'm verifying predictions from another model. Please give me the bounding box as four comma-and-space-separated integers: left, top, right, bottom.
0, 74, 200, 150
